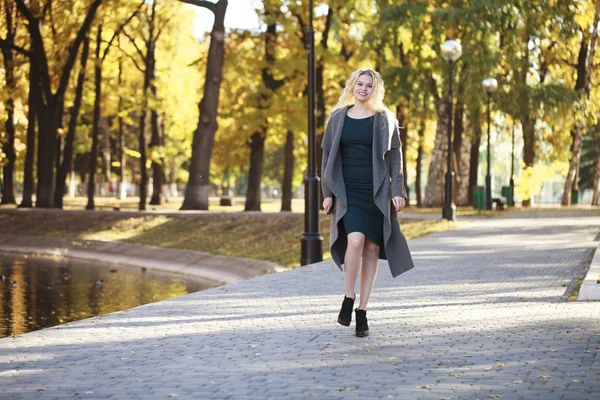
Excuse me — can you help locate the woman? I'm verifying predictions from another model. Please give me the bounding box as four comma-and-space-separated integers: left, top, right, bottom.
321, 68, 414, 337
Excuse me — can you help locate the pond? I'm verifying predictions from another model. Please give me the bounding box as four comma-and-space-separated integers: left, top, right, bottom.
0, 253, 217, 338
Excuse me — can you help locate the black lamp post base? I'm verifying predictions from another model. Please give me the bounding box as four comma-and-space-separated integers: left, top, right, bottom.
301, 233, 323, 266
442, 203, 456, 221
443, 170, 456, 221
485, 174, 492, 210
509, 178, 515, 207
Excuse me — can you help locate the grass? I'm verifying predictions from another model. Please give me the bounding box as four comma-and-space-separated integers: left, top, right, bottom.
0, 197, 458, 268
56, 196, 307, 213
567, 249, 596, 301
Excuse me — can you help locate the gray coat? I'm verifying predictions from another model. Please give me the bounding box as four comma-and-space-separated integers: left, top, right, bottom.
321, 105, 414, 278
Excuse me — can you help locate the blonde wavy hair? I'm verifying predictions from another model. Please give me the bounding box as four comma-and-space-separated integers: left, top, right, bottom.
332, 68, 388, 113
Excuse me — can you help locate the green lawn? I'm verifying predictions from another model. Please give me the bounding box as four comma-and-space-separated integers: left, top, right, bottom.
0, 197, 458, 268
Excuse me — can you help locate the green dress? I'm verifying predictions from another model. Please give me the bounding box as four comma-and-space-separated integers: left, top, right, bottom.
341, 114, 384, 246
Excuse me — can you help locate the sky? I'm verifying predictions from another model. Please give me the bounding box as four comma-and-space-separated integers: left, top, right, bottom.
190, 1, 330, 36
191, 0, 262, 36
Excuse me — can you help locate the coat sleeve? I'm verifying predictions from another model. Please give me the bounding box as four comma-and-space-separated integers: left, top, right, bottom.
321, 119, 333, 199
388, 121, 408, 200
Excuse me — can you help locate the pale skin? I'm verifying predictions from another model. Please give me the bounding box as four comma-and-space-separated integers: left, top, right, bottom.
323, 73, 406, 310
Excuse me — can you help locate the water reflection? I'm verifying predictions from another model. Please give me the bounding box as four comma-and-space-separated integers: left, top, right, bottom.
0, 253, 216, 338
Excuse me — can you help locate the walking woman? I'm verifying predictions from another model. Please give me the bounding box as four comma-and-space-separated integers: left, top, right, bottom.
321, 68, 414, 337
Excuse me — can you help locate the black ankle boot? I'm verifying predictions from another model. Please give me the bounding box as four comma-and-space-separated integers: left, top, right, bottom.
337, 295, 355, 326
355, 309, 369, 337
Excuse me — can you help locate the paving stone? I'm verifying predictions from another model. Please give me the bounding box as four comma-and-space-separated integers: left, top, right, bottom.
1, 213, 600, 399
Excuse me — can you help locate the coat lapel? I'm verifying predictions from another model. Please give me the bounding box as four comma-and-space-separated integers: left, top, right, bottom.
324, 106, 349, 204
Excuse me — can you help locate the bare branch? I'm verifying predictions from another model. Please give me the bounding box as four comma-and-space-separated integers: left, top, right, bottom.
428, 75, 440, 105
14, 0, 34, 23
102, 0, 145, 60
178, 0, 217, 14
42, 0, 52, 19
121, 28, 146, 62
291, 10, 306, 43
156, 11, 177, 41
121, 48, 145, 73
56, 0, 104, 99
0, 37, 31, 58
48, 0, 58, 39
320, 5, 334, 49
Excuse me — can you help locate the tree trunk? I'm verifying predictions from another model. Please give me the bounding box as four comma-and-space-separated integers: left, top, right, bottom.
244, 9, 282, 212
149, 109, 164, 206
181, 0, 228, 210
36, 102, 61, 207
467, 105, 482, 206
281, 130, 294, 212
138, 109, 149, 211
455, 131, 471, 206
563, 1, 600, 205
1, 0, 17, 204
56, 34, 90, 208
20, 62, 39, 208
138, 68, 153, 210
101, 111, 111, 187
245, 132, 265, 211
452, 104, 471, 206
117, 38, 126, 200
424, 99, 450, 207
592, 155, 600, 205
315, 5, 333, 181
86, 26, 103, 210
415, 117, 425, 207
397, 101, 410, 204
148, 1, 163, 206
453, 66, 469, 206
138, 1, 161, 211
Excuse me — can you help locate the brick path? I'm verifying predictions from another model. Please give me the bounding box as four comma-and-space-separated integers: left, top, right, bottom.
1, 213, 599, 399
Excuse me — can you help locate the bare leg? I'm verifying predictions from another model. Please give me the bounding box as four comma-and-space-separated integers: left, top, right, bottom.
344, 232, 365, 298
358, 239, 380, 310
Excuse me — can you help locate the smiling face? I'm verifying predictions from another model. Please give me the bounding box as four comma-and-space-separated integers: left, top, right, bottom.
353, 73, 374, 103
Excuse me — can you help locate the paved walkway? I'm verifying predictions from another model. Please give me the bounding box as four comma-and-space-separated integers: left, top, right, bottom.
1, 213, 599, 399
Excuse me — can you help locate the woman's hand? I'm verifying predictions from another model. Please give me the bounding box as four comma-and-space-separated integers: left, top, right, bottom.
323, 197, 334, 214
392, 196, 406, 213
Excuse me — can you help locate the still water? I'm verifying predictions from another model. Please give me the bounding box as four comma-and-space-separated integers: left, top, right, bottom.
0, 253, 216, 338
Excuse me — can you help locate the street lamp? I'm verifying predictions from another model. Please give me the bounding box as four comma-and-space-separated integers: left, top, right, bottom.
440, 40, 462, 221
300, 0, 323, 265
509, 123, 515, 206
482, 77, 498, 211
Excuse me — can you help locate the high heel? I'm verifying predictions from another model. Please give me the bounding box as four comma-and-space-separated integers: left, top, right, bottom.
337, 295, 355, 326
355, 309, 369, 337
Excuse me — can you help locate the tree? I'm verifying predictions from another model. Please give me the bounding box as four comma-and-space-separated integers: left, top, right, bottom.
7, 0, 104, 208
0, 0, 18, 204
180, 0, 228, 210
562, 0, 600, 205
83, 2, 142, 210
244, 2, 284, 212
55, 33, 91, 208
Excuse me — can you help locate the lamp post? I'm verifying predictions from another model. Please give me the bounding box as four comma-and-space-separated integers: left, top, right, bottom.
300, 0, 323, 265
440, 40, 462, 221
482, 77, 498, 211
509, 123, 515, 206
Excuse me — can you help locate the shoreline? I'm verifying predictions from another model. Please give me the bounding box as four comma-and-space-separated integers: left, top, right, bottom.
0, 233, 285, 286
